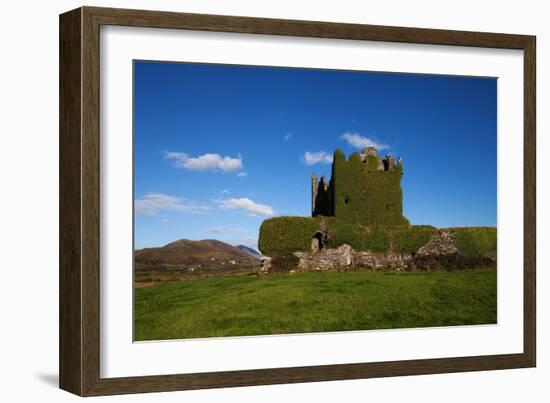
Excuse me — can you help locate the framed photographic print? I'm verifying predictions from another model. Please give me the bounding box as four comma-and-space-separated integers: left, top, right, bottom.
59, 6, 536, 396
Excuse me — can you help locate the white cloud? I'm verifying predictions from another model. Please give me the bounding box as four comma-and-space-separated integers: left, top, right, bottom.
237, 172, 248, 177
303, 151, 333, 165
284, 132, 293, 141
135, 193, 210, 216
340, 132, 389, 150
221, 189, 231, 194
207, 226, 248, 234
164, 151, 243, 173
216, 198, 274, 217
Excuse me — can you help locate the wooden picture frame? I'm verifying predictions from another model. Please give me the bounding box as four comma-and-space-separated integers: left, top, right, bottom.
59, 6, 536, 396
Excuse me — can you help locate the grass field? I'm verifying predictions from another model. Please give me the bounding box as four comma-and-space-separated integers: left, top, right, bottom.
134, 270, 496, 341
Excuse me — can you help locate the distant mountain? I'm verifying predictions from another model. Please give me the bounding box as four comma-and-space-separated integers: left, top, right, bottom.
135, 239, 254, 266
236, 245, 262, 259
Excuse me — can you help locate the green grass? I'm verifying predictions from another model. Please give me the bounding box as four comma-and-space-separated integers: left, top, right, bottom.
134, 270, 496, 341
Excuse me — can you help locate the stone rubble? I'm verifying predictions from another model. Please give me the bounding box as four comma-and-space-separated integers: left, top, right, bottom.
417, 231, 459, 256
294, 245, 413, 272
294, 244, 353, 271
269, 231, 462, 273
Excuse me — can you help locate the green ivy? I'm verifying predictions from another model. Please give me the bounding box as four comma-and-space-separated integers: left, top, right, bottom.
258, 217, 496, 263
390, 226, 436, 253
324, 218, 390, 251
258, 216, 321, 256
447, 227, 497, 258
331, 148, 409, 226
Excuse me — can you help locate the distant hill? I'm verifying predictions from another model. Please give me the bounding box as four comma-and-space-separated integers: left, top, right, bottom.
135, 239, 254, 266
236, 245, 262, 259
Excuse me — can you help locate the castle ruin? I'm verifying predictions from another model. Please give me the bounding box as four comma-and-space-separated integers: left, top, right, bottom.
311, 147, 408, 226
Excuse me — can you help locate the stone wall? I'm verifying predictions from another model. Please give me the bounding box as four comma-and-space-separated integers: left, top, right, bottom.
294, 244, 353, 271
264, 230, 495, 273
312, 174, 333, 217
294, 245, 413, 271
354, 250, 413, 270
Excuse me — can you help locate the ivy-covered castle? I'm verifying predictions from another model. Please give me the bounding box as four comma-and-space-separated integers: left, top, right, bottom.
258, 146, 497, 273
311, 147, 409, 226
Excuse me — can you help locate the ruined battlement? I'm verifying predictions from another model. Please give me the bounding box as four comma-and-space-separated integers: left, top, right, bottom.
359, 147, 403, 172
312, 147, 408, 226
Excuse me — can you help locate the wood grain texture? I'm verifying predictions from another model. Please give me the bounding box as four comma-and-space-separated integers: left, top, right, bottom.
86, 6, 532, 49
523, 38, 536, 367
59, 6, 537, 396
59, 8, 82, 396
81, 7, 102, 396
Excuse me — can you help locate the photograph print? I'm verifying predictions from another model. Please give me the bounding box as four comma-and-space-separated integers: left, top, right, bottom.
133, 61, 497, 341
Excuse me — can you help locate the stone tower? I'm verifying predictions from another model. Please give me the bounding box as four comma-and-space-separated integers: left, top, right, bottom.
311, 174, 333, 216
311, 147, 408, 226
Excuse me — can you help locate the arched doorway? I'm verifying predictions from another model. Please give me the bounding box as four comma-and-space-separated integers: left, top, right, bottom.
311, 231, 327, 252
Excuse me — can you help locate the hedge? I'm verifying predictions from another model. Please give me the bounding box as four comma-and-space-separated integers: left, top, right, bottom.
258, 216, 496, 259
446, 227, 497, 258
390, 226, 436, 253
258, 216, 321, 256
259, 217, 436, 255
323, 218, 390, 252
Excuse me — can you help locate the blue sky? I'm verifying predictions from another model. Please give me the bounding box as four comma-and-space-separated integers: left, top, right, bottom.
134, 61, 497, 250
